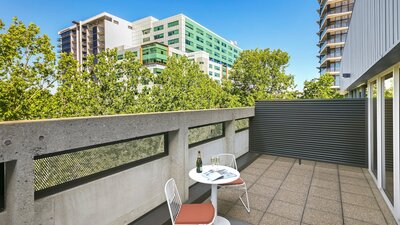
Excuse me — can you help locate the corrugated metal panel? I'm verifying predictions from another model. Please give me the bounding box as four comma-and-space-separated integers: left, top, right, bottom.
249, 100, 367, 167
341, 0, 400, 91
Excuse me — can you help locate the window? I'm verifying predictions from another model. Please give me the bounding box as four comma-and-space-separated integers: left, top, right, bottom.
113, 20, 119, 25
383, 73, 394, 204
188, 123, 224, 147
214, 52, 220, 57
128, 26, 133, 30
221, 48, 226, 53
371, 80, 378, 178
214, 45, 220, 51
221, 43, 227, 47
214, 72, 220, 77
209, 71, 213, 76
168, 38, 179, 45
185, 22, 194, 30
168, 30, 179, 36
117, 54, 124, 60
196, 36, 204, 43
196, 44, 204, 50
154, 33, 164, 40
196, 28, 204, 35
214, 38, 220, 44
0, 163, 4, 212
235, 118, 249, 132
153, 25, 164, 32
206, 34, 212, 40
209, 64, 213, 69
214, 65, 220, 70
34, 133, 168, 194
168, 20, 179, 28
234, 49, 238, 53
185, 31, 194, 38
142, 28, 151, 35
206, 48, 212, 54
185, 39, 193, 46
206, 41, 212, 47
143, 37, 150, 42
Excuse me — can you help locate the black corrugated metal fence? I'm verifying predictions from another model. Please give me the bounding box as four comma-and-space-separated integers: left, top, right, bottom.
249, 99, 368, 167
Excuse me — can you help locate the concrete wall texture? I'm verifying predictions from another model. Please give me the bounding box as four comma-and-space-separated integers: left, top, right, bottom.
0, 108, 254, 225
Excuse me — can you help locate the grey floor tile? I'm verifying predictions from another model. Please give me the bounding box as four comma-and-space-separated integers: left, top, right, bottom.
280, 180, 310, 194
266, 200, 303, 222
309, 185, 340, 201
275, 189, 307, 206
263, 170, 288, 180
315, 162, 337, 169
248, 183, 278, 198
239, 192, 272, 212
241, 172, 260, 183
344, 217, 377, 225
341, 192, 379, 210
285, 174, 312, 185
258, 155, 277, 161
340, 176, 369, 187
341, 183, 374, 197
370, 188, 398, 225
257, 176, 283, 189
302, 208, 343, 225
342, 203, 386, 225
242, 167, 266, 176
306, 195, 342, 215
311, 178, 340, 191
313, 171, 339, 182
259, 213, 300, 225
218, 188, 244, 202
338, 165, 364, 173
227, 205, 264, 225
339, 170, 366, 179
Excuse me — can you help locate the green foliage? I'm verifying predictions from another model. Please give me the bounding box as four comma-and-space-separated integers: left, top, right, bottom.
302, 73, 343, 99
0, 18, 56, 120
224, 48, 296, 106
139, 56, 240, 112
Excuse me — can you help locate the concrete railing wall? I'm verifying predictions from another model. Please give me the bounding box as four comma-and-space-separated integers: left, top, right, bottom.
0, 107, 254, 225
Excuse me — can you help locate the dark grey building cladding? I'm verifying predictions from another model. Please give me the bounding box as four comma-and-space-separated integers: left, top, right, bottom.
250, 99, 368, 167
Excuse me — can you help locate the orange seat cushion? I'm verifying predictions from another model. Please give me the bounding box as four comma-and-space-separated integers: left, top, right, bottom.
175, 203, 215, 224
223, 177, 245, 185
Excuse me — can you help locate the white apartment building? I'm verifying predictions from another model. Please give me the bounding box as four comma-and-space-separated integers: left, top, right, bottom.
58, 12, 241, 82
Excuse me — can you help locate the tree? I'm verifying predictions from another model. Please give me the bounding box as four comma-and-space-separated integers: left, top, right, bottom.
52, 49, 153, 117
224, 48, 296, 106
302, 73, 343, 99
0, 18, 56, 121
139, 56, 240, 112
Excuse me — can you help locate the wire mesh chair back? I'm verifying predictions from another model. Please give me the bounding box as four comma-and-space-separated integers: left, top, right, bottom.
164, 178, 182, 225
216, 153, 238, 170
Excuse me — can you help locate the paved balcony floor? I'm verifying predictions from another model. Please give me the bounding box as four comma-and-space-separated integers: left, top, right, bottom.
206, 155, 398, 225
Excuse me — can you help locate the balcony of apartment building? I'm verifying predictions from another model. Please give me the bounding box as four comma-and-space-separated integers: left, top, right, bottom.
0, 101, 399, 225
320, 51, 342, 68
319, 20, 350, 42
318, 2, 354, 28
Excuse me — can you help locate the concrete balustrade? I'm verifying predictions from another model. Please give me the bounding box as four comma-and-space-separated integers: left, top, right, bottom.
0, 107, 254, 225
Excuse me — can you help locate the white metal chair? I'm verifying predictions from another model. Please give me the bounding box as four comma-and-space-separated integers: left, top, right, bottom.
216, 153, 251, 213
164, 178, 216, 225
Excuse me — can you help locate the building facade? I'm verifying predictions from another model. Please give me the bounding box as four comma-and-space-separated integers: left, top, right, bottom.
58, 13, 241, 82
317, 0, 355, 88
340, 0, 400, 222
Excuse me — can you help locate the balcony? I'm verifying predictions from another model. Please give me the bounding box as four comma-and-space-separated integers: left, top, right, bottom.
0, 104, 397, 225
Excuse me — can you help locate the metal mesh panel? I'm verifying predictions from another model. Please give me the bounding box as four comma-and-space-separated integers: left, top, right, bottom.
235, 118, 249, 132
188, 123, 224, 146
34, 134, 166, 191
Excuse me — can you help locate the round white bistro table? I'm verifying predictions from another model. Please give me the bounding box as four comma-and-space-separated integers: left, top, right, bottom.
189, 165, 240, 225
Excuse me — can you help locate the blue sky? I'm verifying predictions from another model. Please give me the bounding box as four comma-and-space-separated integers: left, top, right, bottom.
1, 0, 320, 89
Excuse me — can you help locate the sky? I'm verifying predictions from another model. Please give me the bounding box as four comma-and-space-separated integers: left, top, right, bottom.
1, 0, 320, 89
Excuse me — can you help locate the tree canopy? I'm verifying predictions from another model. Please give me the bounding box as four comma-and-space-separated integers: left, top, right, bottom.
302, 73, 343, 99
224, 48, 296, 106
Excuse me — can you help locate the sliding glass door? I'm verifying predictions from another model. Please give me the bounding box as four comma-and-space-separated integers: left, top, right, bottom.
371, 81, 378, 177
383, 73, 394, 204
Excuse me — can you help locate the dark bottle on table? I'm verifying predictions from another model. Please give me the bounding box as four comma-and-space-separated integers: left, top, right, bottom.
196, 151, 203, 173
